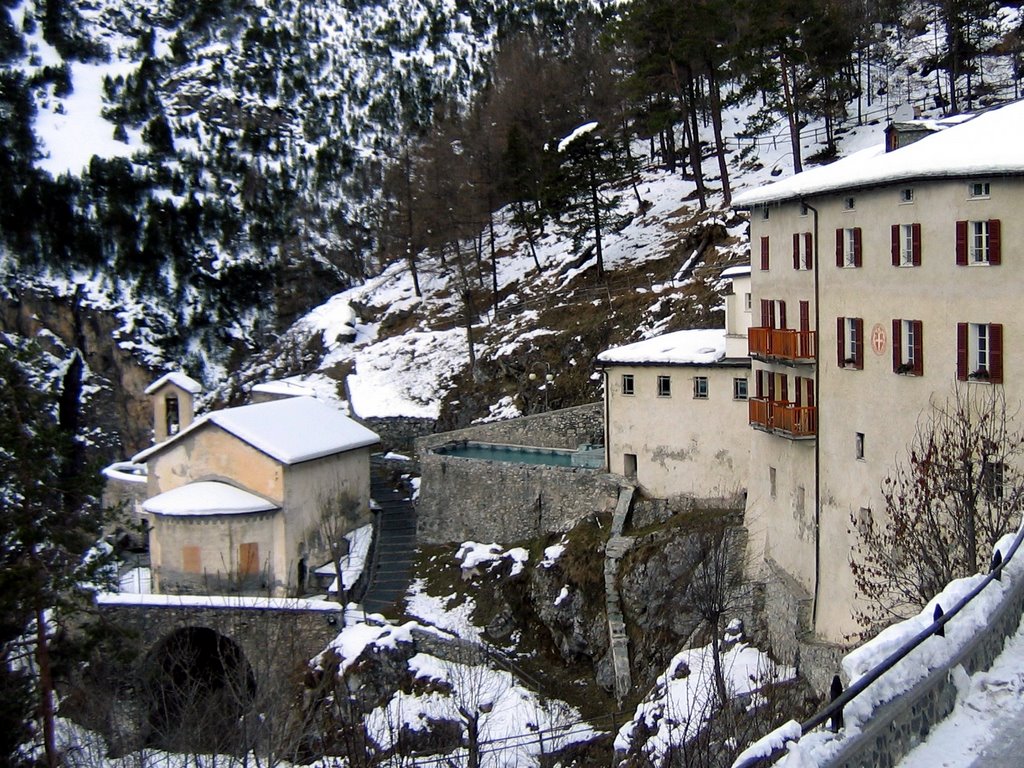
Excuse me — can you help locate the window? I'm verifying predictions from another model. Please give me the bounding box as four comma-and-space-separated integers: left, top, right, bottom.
956, 220, 1001, 265
182, 545, 201, 574
892, 319, 923, 375
800, 203, 809, 216
835, 227, 862, 267
621, 374, 635, 396
744, 293, 752, 312
760, 236, 770, 271
844, 196, 856, 210
982, 458, 1005, 501
855, 432, 865, 460
693, 376, 709, 399
760, 298, 787, 329
769, 466, 777, 499
165, 395, 180, 436
891, 223, 921, 266
899, 187, 914, 204
733, 377, 748, 400
792, 232, 813, 270
657, 375, 672, 397
837, 316, 864, 369
761, 206, 771, 220
969, 181, 990, 199
958, 322, 1003, 383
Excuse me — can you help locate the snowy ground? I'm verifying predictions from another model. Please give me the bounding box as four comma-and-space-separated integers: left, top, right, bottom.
896, 619, 1024, 767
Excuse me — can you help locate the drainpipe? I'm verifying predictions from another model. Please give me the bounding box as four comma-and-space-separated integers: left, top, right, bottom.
802, 199, 822, 630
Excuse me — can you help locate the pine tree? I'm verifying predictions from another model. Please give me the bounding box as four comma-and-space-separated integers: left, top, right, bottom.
0, 338, 108, 767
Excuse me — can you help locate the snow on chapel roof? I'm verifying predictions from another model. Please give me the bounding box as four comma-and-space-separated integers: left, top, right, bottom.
733, 100, 1024, 207
145, 371, 203, 395
597, 328, 727, 366
143, 481, 278, 517
135, 396, 380, 465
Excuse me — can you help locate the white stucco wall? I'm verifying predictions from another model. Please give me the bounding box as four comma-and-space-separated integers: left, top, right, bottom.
745, 175, 1024, 642
604, 362, 751, 501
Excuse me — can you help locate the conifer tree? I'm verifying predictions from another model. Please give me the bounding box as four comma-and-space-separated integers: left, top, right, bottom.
0, 339, 108, 767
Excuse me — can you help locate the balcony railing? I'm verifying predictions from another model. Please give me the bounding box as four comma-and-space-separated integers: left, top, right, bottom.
748, 328, 817, 363
749, 398, 817, 439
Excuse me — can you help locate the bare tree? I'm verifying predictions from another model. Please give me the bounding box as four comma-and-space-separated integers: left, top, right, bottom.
851, 382, 1024, 633
317, 491, 363, 603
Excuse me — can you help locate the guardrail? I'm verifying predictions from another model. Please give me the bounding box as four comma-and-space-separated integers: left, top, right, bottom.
732, 521, 1024, 767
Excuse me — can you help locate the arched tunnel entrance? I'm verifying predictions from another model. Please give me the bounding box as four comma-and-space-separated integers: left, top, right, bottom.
144, 626, 257, 753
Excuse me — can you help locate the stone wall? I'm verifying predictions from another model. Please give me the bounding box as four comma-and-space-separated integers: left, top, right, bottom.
414, 402, 604, 457
755, 558, 845, 698
417, 451, 620, 544
364, 415, 437, 454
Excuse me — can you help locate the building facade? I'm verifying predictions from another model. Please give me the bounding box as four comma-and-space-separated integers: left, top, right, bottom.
734, 101, 1024, 643
596, 267, 752, 504
135, 389, 380, 596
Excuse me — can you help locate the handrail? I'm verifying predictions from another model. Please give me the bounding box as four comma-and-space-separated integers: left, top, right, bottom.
733, 521, 1024, 768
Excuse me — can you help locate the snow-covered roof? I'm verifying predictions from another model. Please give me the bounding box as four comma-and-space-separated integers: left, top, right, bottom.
142, 481, 278, 517
733, 101, 1024, 207
596, 328, 729, 366
135, 396, 380, 465
145, 371, 203, 395
720, 264, 751, 279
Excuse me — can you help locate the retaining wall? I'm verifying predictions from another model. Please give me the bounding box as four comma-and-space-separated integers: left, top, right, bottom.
414, 402, 603, 457
416, 451, 620, 544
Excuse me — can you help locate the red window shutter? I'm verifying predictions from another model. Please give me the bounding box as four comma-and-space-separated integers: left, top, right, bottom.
913, 320, 924, 376
853, 228, 862, 267
956, 220, 968, 265
761, 299, 771, 327
793, 233, 800, 270
778, 300, 787, 329
806, 377, 815, 407
957, 323, 969, 380
854, 318, 864, 369
804, 232, 813, 269
990, 323, 1003, 383
755, 370, 764, 399
799, 300, 810, 333
891, 224, 900, 266
794, 376, 804, 406
835, 228, 844, 267
767, 374, 776, 402
780, 375, 789, 403
761, 236, 770, 270
892, 319, 902, 373
989, 219, 1001, 265
837, 316, 846, 367
912, 223, 922, 266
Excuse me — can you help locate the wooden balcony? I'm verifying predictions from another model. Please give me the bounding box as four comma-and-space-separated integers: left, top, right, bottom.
749, 398, 817, 439
748, 328, 817, 364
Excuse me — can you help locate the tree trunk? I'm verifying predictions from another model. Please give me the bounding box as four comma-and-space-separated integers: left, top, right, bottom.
668, 59, 706, 209
779, 52, 803, 174
706, 66, 731, 207
588, 163, 604, 280
36, 606, 57, 768
487, 209, 498, 319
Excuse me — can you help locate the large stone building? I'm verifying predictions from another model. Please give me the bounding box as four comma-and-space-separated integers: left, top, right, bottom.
733, 100, 1024, 644
596, 266, 752, 504
134, 384, 380, 596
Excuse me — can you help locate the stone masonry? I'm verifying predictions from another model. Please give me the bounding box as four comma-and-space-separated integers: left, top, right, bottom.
416, 451, 620, 544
